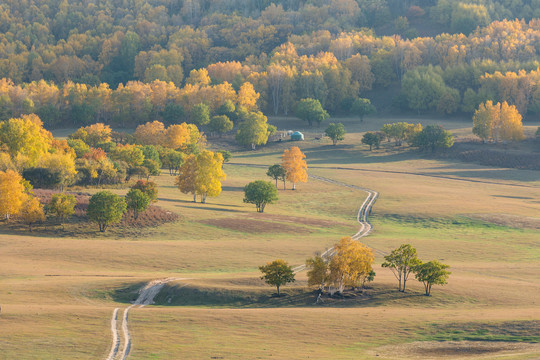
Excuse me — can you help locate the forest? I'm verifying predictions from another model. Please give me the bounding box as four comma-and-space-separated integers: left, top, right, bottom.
1, 0, 540, 127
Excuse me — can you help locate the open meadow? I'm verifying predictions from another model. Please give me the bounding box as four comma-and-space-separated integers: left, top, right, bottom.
1, 116, 539, 359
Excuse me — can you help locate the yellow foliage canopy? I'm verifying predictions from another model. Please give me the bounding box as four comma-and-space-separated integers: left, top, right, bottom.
281, 146, 308, 190
329, 237, 374, 293
0, 169, 27, 220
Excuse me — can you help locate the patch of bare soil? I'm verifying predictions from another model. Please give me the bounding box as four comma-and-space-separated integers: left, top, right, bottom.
373, 341, 540, 359
466, 213, 540, 230
199, 217, 309, 233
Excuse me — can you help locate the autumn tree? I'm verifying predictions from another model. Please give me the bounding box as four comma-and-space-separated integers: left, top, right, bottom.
195, 150, 226, 203
473, 101, 524, 143
69, 123, 112, 147
350, 98, 376, 122
20, 196, 45, 231
243, 180, 278, 213
414, 260, 451, 296
281, 147, 307, 190
125, 188, 150, 219
325, 123, 346, 146
176, 151, 226, 203
134, 121, 166, 146
0, 114, 52, 166
266, 164, 286, 189
237, 82, 260, 110
87, 191, 127, 232
131, 180, 158, 203
306, 255, 329, 290
259, 259, 295, 296
0, 170, 27, 220
47, 193, 76, 226
295, 98, 329, 127
382, 244, 421, 292
361, 132, 380, 151
328, 237, 374, 293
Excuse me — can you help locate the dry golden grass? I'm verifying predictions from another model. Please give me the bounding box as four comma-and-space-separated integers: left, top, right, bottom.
1, 118, 539, 359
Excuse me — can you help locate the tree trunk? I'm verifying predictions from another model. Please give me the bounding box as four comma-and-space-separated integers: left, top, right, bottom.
292, 182, 296, 190
276, 285, 280, 296
193, 194, 197, 202
283, 180, 286, 190
275, 179, 278, 187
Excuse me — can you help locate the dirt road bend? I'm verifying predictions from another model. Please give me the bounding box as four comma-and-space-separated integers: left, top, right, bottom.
106, 278, 179, 360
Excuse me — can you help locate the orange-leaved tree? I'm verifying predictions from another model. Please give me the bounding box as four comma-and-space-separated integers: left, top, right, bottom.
281, 146, 307, 190
0, 170, 27, 220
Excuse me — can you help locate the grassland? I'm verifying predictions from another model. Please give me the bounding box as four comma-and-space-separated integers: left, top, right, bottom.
0, 116, 539, 359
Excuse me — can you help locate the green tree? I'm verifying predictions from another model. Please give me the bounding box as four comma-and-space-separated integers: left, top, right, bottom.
325, 123, 346, 145
125, 188, 150, 219
361, 132, 380, 151
382, 244, 422, 292
190, 103, 210, 126
295, 98, 329, 127
235, 111, 271, 150
266, 164, 286, 189
411, 125, 454, 152
414, 260, 451, 296
47, 193, 76, 225
87, 191, 127, 232
350, 98, 376, 121
259, 259, 295, 296
243, 180, 278, 213
208, 115, 233, 137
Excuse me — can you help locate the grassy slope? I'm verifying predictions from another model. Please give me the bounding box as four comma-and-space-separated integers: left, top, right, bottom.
1, 116, 539, 359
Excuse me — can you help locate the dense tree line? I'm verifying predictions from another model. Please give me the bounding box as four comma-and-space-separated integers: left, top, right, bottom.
1, 0, 540, 121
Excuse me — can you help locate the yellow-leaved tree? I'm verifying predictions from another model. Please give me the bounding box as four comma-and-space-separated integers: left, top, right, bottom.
165, 123, 191, 149
328, 237, 374, 294
473, 101, 524, 142
20, 196, 45, 231
281, 146, 308, 190
176, 154, 198, 202
195, 150, 226, 203
69, 123, 112, 147
134, 120, 166, 146
0, 170, 27, 220
176, 150, 226, 203
237, 82, 260, 110
0, 114, 52, 166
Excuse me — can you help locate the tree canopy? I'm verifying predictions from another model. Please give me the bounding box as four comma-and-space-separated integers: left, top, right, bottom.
281, 146, 308, 190
325, 123, 346, 145
259, 259, 295, 296
243, 180, 279, 213
87, 191, 127, 232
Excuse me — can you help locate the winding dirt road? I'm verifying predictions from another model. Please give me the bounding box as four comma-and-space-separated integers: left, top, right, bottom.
292, 174, 380, 272
104, 167, 380, 359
